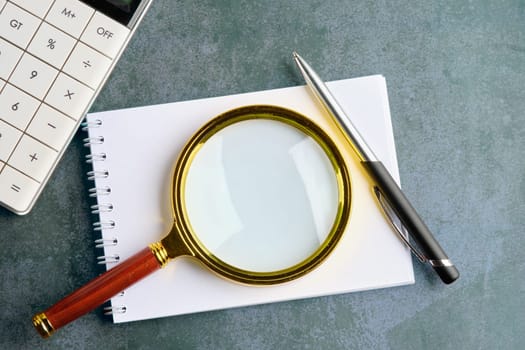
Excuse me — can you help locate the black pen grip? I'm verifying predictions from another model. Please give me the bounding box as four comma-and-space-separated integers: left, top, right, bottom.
362, 161, 459, 284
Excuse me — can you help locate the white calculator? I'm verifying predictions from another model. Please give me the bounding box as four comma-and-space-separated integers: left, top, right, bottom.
0, 0, 153, 215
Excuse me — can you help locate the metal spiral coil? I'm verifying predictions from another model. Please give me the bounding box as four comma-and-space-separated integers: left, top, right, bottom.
91, 203, 114, 214
81, 119, 102, 131
86, 153, 107, 163
87, 170, 109, 180
84, 117, 126, 302
94, 237, 118, 248
93, 220, 116, 231
97, 254, 120, 264
103, 305, 127, 315
83, 136, 104, 147
88, 186, 111, 197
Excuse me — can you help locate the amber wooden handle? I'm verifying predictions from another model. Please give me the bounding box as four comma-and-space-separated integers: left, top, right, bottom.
33, 246, 162, 338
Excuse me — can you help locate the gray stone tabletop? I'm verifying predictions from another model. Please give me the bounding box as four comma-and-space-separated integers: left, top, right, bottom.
1, 0, 523, 349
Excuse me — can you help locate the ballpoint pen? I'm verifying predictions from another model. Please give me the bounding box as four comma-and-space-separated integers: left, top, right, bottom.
293, 51, 459, 284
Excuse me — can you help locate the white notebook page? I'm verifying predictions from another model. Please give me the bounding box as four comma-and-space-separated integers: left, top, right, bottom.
86, 75, 414, 323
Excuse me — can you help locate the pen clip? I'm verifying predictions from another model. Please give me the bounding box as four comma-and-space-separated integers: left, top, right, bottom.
373, 186, 427, 263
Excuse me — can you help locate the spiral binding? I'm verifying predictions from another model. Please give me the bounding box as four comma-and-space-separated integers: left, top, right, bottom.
89, 186, 111, 197
97, 254, 120, 264
81, 119, 102, 131
94, 237, 118, 248
87, 170, 109, 181
83, 136, 104, 147
91, 203, 114, 214
86, 153, 107, 163
93, 220, 116, 231
84, 118, 126, 315
103, 305, 127, 315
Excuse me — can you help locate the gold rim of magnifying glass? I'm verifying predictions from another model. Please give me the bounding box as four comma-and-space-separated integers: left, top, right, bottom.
165, 105, 352, 285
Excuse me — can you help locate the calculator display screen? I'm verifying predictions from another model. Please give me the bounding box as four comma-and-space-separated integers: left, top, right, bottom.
81, 0, 143, 26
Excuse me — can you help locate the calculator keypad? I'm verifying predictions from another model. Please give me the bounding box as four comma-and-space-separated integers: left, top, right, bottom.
9, 53, 59, 98
0, 0, 132, 214
45, 73, 94, 119
0, 165, 41, 212
0, 84, 40, 129
0, 2, 41, 48
63, 42, 112, 89
0, 119, 21, 161
9, 0, 54, 17
26, 104, 76, 151
9, 135, 58, 182
46, 0, 94, 38
0, 37, 22, 80
27, 21, 77, 68
80, 12, 129, 58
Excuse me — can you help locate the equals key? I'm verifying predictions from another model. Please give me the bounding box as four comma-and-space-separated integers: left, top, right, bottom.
11, 184, 21, 193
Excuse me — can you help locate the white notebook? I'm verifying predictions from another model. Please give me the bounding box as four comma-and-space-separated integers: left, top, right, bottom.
85, 75, 414, 323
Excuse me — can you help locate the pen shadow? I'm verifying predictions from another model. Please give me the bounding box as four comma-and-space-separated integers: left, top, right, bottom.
415, 258, 453, 288
284, 59, 305, 87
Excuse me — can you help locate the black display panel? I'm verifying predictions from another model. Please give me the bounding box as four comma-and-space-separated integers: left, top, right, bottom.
81, 0, 142, 25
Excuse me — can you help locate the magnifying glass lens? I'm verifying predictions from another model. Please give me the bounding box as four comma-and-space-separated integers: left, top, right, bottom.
184, 119, 340, 272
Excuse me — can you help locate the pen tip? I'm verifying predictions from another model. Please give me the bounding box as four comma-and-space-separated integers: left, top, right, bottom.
292, 52, 302, 66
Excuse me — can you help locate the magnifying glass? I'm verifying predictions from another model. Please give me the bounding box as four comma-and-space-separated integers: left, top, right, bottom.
33, 105, 352, 338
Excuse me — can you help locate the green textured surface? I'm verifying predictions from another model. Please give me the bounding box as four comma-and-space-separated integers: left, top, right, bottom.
1, 0, 524, 348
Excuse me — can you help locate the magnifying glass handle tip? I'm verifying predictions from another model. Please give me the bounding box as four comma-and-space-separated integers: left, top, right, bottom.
32, 245, 164, 338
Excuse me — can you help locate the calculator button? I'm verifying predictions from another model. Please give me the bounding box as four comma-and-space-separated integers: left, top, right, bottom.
0, 119, 22, 162
44, 73, 94, 119
81, 11, 130, 58
8, 134, 57, 182
0, 37, 23, 80
9, 0, 54, 18
0, 165, 40, 213
46, 0, 95, 39
9, 53, 58, 99
63, 42, 112, 89
0, 2, 41, 48
27, 22, 76, 69
26, 104, 76, 150
0, 84, 40, 129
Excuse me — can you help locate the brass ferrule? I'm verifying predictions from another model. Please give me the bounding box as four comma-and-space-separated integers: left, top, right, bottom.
32, 312, 54, 338
149, 241, 170, 267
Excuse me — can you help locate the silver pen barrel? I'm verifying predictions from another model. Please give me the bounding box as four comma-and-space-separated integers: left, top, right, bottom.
293, 52, 378, 163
